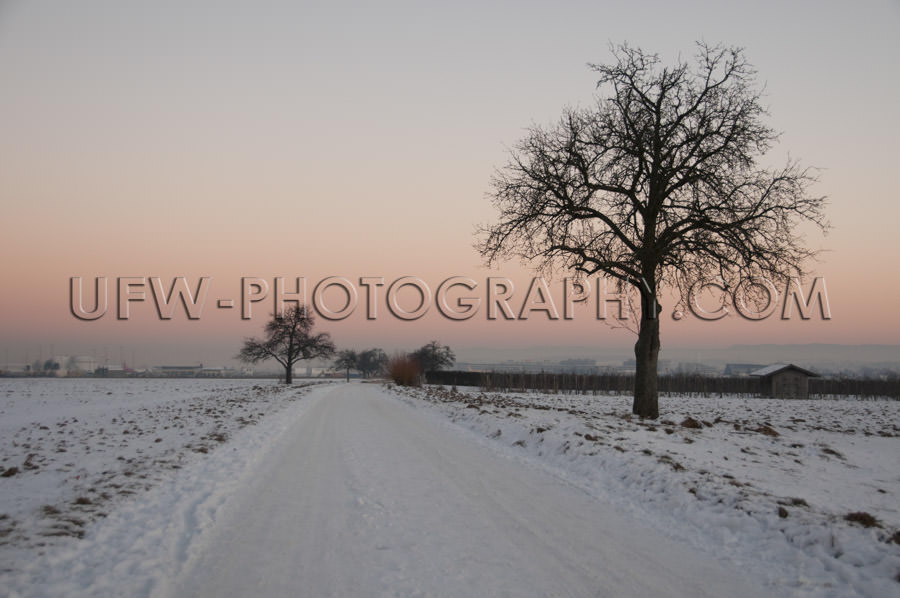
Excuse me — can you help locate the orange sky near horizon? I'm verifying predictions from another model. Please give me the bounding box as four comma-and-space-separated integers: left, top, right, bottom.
1, 1, 898, 367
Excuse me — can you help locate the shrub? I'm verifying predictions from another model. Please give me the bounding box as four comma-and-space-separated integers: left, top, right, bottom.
387, 354, 421, 387
845, 511, 880, 528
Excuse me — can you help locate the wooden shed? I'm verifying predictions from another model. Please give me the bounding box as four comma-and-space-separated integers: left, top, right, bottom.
750, 364, 819, 399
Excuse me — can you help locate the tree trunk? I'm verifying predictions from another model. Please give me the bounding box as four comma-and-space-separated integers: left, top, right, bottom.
284, 364, 293, 385
633, 286, 661, 419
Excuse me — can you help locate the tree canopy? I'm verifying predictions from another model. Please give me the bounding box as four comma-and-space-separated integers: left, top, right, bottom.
238, 305, 335, 384
479, 42, 827, 418
412, 341, 455, 373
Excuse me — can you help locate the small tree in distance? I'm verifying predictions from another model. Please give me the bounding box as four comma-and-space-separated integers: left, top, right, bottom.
238, 305, 335, 384
357, 348, 388, 378
333, 350, 358, 382
412, 341, 455, 374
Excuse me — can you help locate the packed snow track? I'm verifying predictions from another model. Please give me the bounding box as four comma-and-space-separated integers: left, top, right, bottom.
171, 383, 761, 598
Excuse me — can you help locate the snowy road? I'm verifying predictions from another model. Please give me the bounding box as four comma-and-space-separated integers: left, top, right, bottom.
172, 384, 762, 598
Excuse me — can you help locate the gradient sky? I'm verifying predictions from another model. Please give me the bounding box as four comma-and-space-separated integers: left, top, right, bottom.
1, 1, 898, 367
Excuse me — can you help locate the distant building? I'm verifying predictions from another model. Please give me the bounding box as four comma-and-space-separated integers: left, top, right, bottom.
69, 356, 98, 374
155, 364, 203, 377
49, 356, 71, 377
724, 363, 764, 377
95, 363, 128, 377
0, 364, 31, 375
751, 364, 819, 399
21, 355, 100, 376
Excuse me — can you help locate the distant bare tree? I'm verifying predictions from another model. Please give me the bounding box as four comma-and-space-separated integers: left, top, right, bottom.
334, 350, 359, 382
478, 42, 827, 418
357, 348, 388, 378
238, 305, 335, 384
412, 341, 455, 374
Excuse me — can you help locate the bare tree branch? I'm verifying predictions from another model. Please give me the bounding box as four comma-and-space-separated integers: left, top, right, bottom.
476, 41, 828, 418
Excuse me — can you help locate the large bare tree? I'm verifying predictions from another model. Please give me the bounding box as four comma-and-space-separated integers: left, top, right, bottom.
478, 42, 827, 418
238, 305, 335, 384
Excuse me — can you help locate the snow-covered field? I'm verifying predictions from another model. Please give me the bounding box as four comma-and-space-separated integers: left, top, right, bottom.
0, 378, 328, 582
1, 379, 898, 597
391, 385, 900, 597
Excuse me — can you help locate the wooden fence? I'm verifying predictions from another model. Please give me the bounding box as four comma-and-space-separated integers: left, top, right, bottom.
425, 370, 900, 399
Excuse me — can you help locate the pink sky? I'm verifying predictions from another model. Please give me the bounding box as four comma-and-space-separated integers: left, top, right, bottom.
0, 1, 897, 367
